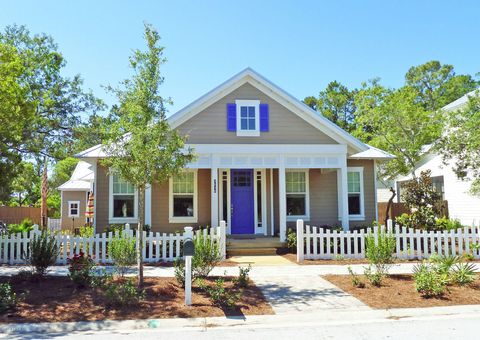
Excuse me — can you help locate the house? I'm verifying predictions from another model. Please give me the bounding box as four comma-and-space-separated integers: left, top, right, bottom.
72, 68, 392, 241
392, 90, 480, 226
58, 161, 94, 230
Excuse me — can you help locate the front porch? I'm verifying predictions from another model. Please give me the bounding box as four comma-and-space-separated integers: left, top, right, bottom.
189, 144, 360, 242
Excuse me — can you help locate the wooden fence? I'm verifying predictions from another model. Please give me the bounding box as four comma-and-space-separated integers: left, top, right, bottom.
296, 219, 480, 261
0, 206, 41, 225
0, 221, 226, 265
377, 200, 449, 224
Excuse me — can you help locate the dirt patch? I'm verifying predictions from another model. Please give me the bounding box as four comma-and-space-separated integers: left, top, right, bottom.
0, 276, 273, 323
323, 274, 480, 309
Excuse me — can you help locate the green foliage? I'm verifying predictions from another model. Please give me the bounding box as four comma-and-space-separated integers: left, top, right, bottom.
234, 265, 251, 288
435, 217, 463, 231
365, 231, 396, 275
105, 224, 125, 234
67, 251, 95, 287
348, 266, 365, 288
78, 225, 94, 237
413, 262, 448, 297
286, 228, 297, 252
437, 93, 480, 195
104, 278, 145, 307
174, 230, 222, 286
363, 265, 383, 287
108, 236, 136, 276
27, 231, 60, 276
7, 218, 34, 235
452, 263, 477, 286
0, 283, 17, 313
198, 278, 242, 309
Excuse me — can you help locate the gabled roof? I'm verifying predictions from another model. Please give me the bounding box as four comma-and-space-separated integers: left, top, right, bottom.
442, 89, 479, 112
168, 67, 368, 153
76, 68, 393, 159
58, 161, 93, 191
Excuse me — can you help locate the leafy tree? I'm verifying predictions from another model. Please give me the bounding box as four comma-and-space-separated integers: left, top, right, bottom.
303, 81, 357, 132
7, 162, 41, 206
354, 82, 443, 179
49, 157, 79, 190
102, 24, 195, 287
405, 60, 478, 111
437, 93, 480, 194
71, 113, 116, 155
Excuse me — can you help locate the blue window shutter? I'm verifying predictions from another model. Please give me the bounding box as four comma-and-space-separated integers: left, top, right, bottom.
227, 103, 236, 131
260, 103, 269, 132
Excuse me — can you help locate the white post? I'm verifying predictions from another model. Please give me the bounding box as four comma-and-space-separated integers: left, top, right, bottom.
296, 219, 304, 262
339, 166, 349, 231
184, 226, 193, 306
145, 184, 152, 226
211, 168, 219, 228
279, 167, 287, 242
219, 220, 227, 260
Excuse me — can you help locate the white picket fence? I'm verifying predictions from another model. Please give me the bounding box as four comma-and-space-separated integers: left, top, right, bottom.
0, 221, 226, 265
296, 219, 480, 261
47, 218, 61, 232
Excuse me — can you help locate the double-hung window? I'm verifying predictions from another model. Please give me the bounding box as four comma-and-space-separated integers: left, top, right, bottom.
286, 170, 309, 220
110, 174, 137, 221
235, 99, 260, 136
169, 170, 197, 223
347, 167, 364, 218
68, 201, 80, 218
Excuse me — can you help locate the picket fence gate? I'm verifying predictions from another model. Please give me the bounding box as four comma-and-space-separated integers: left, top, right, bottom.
296, 219, 480, 261
0, 221, 226, 265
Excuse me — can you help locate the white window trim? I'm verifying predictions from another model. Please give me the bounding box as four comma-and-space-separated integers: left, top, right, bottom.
286, 169, 310, 222
254, 169, 268, 235
235, 99, 260, 137
108, 173, 138, 224
340, 166, 365, 221
169, 169, 198, 223
68, 201, 80, 218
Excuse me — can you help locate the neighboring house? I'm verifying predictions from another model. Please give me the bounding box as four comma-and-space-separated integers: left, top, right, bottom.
393, 90, 480, 226
72, 68, 392, 241
58, 161, 94, 230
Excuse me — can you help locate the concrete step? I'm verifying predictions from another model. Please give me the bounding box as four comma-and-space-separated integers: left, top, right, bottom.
227, 247, 278, 256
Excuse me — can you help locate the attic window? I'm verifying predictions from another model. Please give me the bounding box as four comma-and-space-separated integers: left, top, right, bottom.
235, 100, 260, 136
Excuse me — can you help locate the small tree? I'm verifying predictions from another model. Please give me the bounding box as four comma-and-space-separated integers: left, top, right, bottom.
102, 24, 195, 287
400, 170, 441, 229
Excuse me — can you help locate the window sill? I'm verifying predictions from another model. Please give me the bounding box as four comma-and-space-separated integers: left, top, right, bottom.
109, 217, 138, 224
169, 216, 198, 224
236, 130, 260, 137
68, 215, 80, 218
287, 215, 309, 222
338, 215, 365, 221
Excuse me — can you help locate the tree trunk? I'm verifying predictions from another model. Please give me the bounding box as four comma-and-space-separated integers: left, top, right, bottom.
385, 187, 396, 226
137, 185, 145, 288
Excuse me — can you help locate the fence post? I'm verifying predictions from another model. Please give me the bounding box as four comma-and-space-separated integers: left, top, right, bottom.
219, 220, 226, 260
184, 226, 193, 306
296, 219, 304, 262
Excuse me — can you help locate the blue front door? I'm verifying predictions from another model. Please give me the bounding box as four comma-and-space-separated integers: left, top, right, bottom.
231, 169, 254, 234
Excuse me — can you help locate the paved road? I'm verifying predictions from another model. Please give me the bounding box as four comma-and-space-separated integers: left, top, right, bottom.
7, 312, 477, 340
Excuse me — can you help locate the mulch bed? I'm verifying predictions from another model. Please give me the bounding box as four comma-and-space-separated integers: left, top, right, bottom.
323, 274, 480, 309
0, 276, 273, 323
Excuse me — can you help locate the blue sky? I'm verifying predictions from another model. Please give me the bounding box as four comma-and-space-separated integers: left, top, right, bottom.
1, 0, 479, 116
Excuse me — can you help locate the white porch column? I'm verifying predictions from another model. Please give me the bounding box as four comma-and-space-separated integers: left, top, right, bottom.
279, 166, 287, 242
211, 168, 219, 227
339, 165, 350, 231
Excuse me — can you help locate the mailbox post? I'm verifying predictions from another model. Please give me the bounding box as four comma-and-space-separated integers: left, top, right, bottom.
183, 226, 195, 306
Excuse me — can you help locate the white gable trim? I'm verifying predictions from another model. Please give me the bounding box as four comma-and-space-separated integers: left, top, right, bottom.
168, 68, 368, 153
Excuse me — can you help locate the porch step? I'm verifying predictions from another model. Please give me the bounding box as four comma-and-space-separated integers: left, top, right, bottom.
226, 236, 285, 256
227, 247, 278, 256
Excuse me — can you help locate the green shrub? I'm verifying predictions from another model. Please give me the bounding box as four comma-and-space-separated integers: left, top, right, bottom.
173, 258, 186, 286
91, 269, 114, 289
234, 265, 251, 288
364, 231, 395, 286
108, 236, 136, 276
286, 228, 297, 252
430, 255, 460, 278
198, 278, 242, 309
27, 231, 60, 276
7, 218, 34, 235
67, 251, 95, 287
435, 217, 463, 231
348, 266, 365, 288
78, 225, 94, 237
413, 262, 448, 297
106, 224, 125, 234
104, 278, 145, 307
452, 263, 477, 286
0, 283, 17, 313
